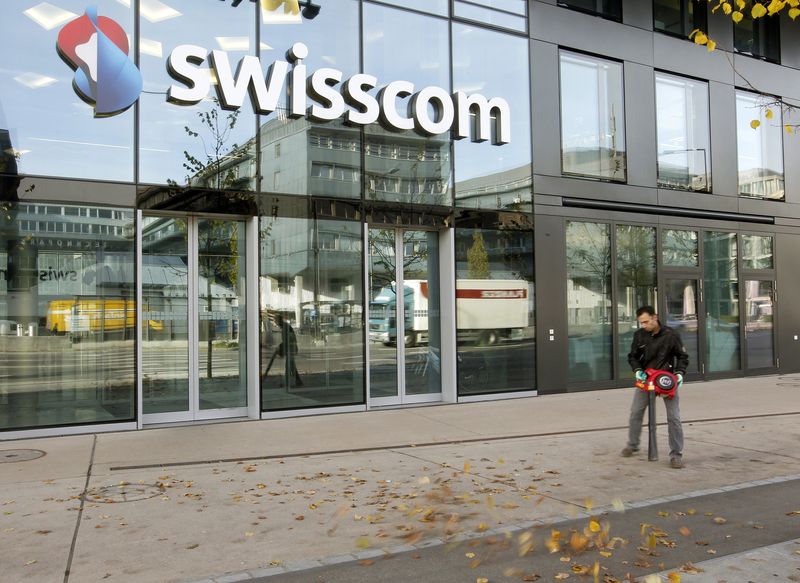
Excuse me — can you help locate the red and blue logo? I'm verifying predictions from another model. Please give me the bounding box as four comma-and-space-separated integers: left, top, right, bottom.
56, 6, 142, 117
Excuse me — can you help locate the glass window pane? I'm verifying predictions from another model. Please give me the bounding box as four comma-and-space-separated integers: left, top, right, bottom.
742, 234, 773, 270
367, 0, 449, 17
142, 217, 189, 414
704, 232, 740, 372
363, 4, 451, 206
560, 51, 626, 181
453, 3, 527, 32
455, 228, 535, 395
0, 203, 135, 430
0, 2, 134, 181
615, 225, 656, 380
260, 215, 364, 411
745, 280, 774, 369
558, 0, 622, 20
735, 15, 780, 63
138, 1, 256, 189
653, 0, 707, 36
736, 91, 784, 200
453, 24, 531, 211
260, 0, 361, 198
566, 221, 612, 383
663, 229, 698, 267
656, 73, 711, 192
453, 25, 531, 210
664, 279, 699, 374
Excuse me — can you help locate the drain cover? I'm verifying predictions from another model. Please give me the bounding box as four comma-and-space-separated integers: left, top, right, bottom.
0, 449, 46, 463
83, 483, 165, 503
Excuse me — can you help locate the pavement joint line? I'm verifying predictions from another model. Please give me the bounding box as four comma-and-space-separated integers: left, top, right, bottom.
108, 410, 800, 472
63, 434, 97, 583
184, 472, 800, 583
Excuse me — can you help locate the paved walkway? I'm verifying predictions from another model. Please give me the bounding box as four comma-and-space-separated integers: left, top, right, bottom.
1, 373, 799, 582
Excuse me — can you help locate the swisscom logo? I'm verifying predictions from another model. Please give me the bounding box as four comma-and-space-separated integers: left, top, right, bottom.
56, 6, 142, 117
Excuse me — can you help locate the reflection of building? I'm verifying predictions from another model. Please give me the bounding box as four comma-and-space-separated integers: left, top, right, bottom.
738, 168, 785, 200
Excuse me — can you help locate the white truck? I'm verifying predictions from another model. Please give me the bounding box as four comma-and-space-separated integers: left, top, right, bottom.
369, 279, 531, 347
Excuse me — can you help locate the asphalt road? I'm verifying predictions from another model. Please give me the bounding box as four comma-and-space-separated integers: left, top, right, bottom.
256, 478, 800, 583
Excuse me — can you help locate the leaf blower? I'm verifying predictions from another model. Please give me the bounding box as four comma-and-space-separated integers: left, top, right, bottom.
635, 368, 677, 400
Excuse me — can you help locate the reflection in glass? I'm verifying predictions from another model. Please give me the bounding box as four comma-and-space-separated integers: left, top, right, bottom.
742, 234, 773, 270
0, 203, 135, 430
403, 231, 441, 396
197, 219, 247, 409
138, 0, 256, 188
142, 217, 189, 414
664, 279, 699, 374
566, 221, 612, 383
704, 232, 740, 372
653, 0, 707, 37
734, 14, 780, 63
560, 51, 626, 181
453, 25, 531, 211
261, 216, 363, 411
736, 91, 784, 200
616, 225, 656, 380
656, 73, 711, 191
455, 228, 535, 395
663, 229, 698, 267
453, 2, 527, 32
557, 0, 622, 21
363, 4, 451, 206
368, 229, 398, 399
259, 0, 361, 197
0, 1, 134, 181
369, 0, 448, 16
745, 280, 774, 369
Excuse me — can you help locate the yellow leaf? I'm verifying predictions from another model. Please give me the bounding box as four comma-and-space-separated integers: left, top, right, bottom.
723, 2, 733, 14
752, 3, 767, 17
477, 579, 489, 583
791, 7, 800, 19
693, 32, 708, 45
785, 125, 794, 134
732, 10, 744, 22
707, 39, 717, 52
750, 119, 761, 130
736, 0, 745, 9
463, 461, 471, 474
554, 574, 570, 580
589, 519, 601, 532
355, 535, 370, 549
667, 573, 681, 583
765, 109, 774, 119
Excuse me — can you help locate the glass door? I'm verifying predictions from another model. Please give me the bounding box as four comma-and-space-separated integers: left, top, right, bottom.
743, 279, 776, 370
368, 228, 441, 406
142, 216, 248, 422
663, 277, 702, 376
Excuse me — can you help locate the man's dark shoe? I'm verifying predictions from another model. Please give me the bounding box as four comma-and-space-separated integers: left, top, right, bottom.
670, 456, 683, 469
621, 447, 639, 457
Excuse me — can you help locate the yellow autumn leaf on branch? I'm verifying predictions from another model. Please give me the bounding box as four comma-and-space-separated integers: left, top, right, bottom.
707, 39, 717, 51
750, 119, 761, 130
736, 0, 746, 9
723, 2, 733, 14
790, 7, 800, 18
752, 3, 767, 17
732, 10, 744, 22
765, 109, 774, 119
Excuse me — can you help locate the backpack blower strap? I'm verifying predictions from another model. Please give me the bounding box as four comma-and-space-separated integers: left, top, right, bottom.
635, 368, 677, 399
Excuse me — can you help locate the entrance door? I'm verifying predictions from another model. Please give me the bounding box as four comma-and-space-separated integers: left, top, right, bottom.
141, 216, 248, 422
368, 228, 441, 405
743, 279, 776, 371
663, 277, 702, 377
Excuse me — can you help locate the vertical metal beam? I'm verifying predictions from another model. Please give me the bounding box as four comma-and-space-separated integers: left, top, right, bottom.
247, 216, 260, 419
135, 210, 143, 429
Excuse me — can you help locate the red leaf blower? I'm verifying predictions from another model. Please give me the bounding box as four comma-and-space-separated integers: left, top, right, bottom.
635, 368, 677, 399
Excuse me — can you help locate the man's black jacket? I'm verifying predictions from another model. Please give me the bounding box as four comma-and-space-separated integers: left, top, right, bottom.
627, 325, 689, 374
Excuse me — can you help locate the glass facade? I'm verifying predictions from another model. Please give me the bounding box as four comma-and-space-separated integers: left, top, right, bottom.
560, 51, 626, 182
655, 73, 711, 192
736, 91, 784, 201
734, 13, 780, 63
0, 0, 795, 434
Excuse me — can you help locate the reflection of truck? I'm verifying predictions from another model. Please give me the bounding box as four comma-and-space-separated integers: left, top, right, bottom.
369, 279, 530, 347
47, 298, 163, 335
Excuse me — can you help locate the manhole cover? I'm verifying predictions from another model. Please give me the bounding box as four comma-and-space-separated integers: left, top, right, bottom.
83, 483, 165, 503
0, 449, 46, 463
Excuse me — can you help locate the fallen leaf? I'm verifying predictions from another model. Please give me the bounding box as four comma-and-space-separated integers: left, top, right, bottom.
667, 573, 681, 583
185, 543, 199, 549
359, 559, 374, 566
679, 527, 691, 536
713, 517, 727, 524
554, 574, 570, 580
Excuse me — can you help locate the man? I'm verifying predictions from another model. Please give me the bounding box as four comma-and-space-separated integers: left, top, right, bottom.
622, 305, 689, 469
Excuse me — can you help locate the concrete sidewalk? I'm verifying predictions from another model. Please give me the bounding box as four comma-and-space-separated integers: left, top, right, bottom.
1, 374, 799, 583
